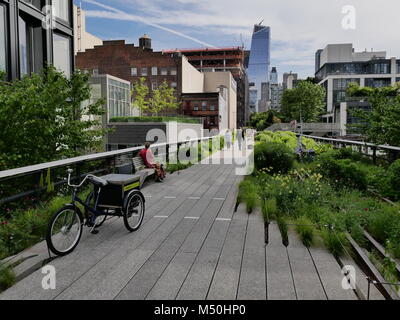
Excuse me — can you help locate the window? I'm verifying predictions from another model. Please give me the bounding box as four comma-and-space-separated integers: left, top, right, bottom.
53, 0, 70, 23
22, 0, 43, 10
171, 82, 177, 88
18, 16, 30, 75
202, 101, 207, 111
193, 104, 199, 111
161, 67, 168, 75
170, 67, 177, 75
365, 78, 391, 88
151, 82, 157, 90
210, 105, 216, 111
141, 67, 147, 76
371, 62, 390, 74
53, 33, 71, 77
151, 66, 158, 76
93, 68, 99, 76
131, 67, 137, 76
0, 5, 6, 72
397, 62, 400, 74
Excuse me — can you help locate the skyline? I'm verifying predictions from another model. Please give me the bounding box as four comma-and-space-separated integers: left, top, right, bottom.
76, 0, 400, 81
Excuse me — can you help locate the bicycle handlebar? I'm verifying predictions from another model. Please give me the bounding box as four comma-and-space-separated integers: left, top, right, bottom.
67, 172, 96, 189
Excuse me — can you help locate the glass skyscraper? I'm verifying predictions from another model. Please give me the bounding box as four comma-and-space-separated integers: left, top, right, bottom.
247, 24, 270, 113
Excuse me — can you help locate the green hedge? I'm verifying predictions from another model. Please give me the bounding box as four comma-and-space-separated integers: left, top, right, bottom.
109, 116, 201, 124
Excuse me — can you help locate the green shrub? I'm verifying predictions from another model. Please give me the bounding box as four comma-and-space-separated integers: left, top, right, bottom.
321, 229, 348, 257
318, 157, 368, 190
386, 160, 400, 200
295, 216, 315, 247
0, 265, 16, 293
254, 142, 295, 174
367, 206, 400, 245
109, 116, 201, 124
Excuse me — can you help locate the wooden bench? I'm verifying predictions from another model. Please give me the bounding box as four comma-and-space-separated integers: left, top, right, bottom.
115, 156, 165, 187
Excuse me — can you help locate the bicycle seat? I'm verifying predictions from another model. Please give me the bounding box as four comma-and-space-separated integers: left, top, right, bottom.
87, 175, 108, 187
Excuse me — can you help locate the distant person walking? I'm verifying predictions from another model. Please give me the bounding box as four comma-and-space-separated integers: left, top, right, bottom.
225, 130, 232, 149
237, 128, 244, 150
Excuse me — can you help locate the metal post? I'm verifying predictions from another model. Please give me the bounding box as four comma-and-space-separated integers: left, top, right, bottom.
367, 277, 371, 300
372, 147, 377, 165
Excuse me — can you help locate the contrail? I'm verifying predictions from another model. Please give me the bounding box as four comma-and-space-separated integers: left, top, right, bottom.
83, 0, 216, 48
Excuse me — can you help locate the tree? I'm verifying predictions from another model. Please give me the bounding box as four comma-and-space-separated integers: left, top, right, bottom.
131, 77, 149, 113
281, 80, 326, 123
132, 78, 179, 116
149, 81, 179, 116
347, 83, 400, 146
249, 110, 282, 131
0, 66, 106, 170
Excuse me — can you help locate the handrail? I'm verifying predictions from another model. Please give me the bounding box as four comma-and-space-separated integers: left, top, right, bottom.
0, 136, 214, 181
301, 134, 400, 152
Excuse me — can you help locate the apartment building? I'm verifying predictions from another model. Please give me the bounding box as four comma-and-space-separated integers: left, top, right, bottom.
315, 43, 400, 133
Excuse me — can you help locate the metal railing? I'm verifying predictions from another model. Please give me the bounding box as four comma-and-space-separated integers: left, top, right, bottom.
0, 136, 216, 206
300, 134, 400, 164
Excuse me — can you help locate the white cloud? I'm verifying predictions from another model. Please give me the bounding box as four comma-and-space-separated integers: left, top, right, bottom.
82, 0, 400, 78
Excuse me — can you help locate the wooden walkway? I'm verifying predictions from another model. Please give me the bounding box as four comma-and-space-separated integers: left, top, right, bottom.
0, 150, 358, 300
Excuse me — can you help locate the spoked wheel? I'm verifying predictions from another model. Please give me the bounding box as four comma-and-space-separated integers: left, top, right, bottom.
123, 191, 145, 232
46, 205, 83, 256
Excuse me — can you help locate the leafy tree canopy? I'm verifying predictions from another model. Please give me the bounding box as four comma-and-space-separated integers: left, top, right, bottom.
249, 110, 282, 131
347, 83, 400, 146
281, 80, 326, 123
0, 66, 106, 170
132, 78, 179, 116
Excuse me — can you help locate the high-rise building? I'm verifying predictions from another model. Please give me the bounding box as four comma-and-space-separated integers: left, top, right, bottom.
270, 67, 278, 84
0, 0, 75, 80
283, 72, 298, 90
270, 83, 283, 111
247, 23, 271, 114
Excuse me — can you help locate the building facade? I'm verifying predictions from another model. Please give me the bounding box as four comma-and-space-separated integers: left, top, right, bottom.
270, 67, 278, 84
73, 4, 102, 55
247, 24, 271, 114
315, 43, 400, 126
76, 36, 183, 116
0, 0, 74, 80
163, 47, 247, 128
283, 72, 298, 90
269, 83, 283, 111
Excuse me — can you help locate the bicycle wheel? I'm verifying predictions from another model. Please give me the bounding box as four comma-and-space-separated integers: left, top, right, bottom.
123, 191, 145, 232
46, 205, 83, 256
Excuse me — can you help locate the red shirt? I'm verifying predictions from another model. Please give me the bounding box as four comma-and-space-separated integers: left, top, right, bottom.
139, 148, 154, 168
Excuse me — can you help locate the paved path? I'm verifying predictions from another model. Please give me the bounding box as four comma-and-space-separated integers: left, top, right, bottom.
0, 149, 358, 300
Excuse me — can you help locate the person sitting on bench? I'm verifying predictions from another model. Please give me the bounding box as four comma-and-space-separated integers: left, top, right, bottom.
139, 142, 166, 182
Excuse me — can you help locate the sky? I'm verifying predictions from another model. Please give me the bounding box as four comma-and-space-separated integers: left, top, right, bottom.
75, 0, 400, 82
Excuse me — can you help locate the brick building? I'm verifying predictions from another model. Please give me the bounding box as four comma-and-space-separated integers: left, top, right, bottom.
76, 36, 183, 115
181, 92, 221, 130
164, 47, 248, 128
